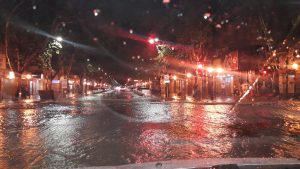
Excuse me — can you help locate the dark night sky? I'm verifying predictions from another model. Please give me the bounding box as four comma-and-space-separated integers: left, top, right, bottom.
1, 0, 300, 82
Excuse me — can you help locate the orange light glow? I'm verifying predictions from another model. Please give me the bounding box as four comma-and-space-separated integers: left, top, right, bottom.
186, 73, 192, 78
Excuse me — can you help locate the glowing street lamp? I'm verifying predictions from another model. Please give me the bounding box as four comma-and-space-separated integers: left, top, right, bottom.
216, 68, 224, 73
207, 67, 214, 73
56, 36, 63, 42
197, 64, 203, 69
173, 75, 177, 80
26, 74, 32, 79
8, 71, 15, 79
148, 38, 155, 44
292, 63, 299, 70
186, 73, 192, 78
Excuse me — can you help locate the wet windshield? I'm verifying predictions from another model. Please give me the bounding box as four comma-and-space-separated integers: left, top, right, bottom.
0, 0, 300, 168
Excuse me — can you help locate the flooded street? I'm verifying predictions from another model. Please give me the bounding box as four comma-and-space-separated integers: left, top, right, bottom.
0, 90, 299, 168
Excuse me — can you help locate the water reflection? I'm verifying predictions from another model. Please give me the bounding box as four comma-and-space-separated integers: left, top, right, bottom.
0, 92, 299, 168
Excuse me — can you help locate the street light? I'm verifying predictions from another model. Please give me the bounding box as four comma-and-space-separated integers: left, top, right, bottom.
216, 68, 224, 73
148, 38, 155, 44
207, 67, 214, 73
292, 63, 298, 70
197, 64, 203, 69
8, 71, 15, 79
186, 73, 192, 78
173, 75, 177, 80
56, 36, 63, 42
26, 74, 32, 79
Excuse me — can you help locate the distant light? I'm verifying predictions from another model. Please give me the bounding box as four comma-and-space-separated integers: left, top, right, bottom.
98, 67, 101, 70
8, 71, 15, 79
292, 63, 298, 70
32, 5, 37, 10
296, 54, 300, 58
56, 36, 63, 42
154, 38, 159, 42
87, 58, 90, 62
127, 78, 131, 81
173, 75, 177, 80
163, 0, 170, 4
197, 64, 203, 69
203, 12, 211, 19
263, 70, 267, 74
52, 80, 60, 84
207, 67, 214, 73
267, 66, 271, 69
137, 55, 141, 59
26, 74, 32, 79
123, 41, 127, 45
93, 9, 101, 16
129, 29, 133, 34
104, 73, 107, 75
216, 68, 224, 73
61, 22, 66, 27
186, 73, 192, 78
93, 37, 98, 42
148, 38, 155, 44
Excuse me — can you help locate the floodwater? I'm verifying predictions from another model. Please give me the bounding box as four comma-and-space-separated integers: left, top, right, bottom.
0, 89, 299, 168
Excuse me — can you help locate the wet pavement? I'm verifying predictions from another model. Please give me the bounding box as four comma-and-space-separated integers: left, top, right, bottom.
0, 89, 299, 168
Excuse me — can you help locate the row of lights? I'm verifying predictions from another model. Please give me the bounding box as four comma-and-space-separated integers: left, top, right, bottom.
8, 71, 33, 80
163, 66, 225, 81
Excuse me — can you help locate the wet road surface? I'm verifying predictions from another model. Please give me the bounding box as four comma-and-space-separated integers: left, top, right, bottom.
0, 89, 299, 168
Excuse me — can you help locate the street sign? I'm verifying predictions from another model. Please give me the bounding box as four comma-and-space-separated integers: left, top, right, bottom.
164, 74, 170, 83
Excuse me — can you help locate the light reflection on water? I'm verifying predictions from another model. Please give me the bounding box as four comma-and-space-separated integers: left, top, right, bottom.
0, 91, 299, 168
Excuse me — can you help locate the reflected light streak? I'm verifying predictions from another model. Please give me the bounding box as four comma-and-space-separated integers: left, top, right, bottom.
231, 78, 259, 111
